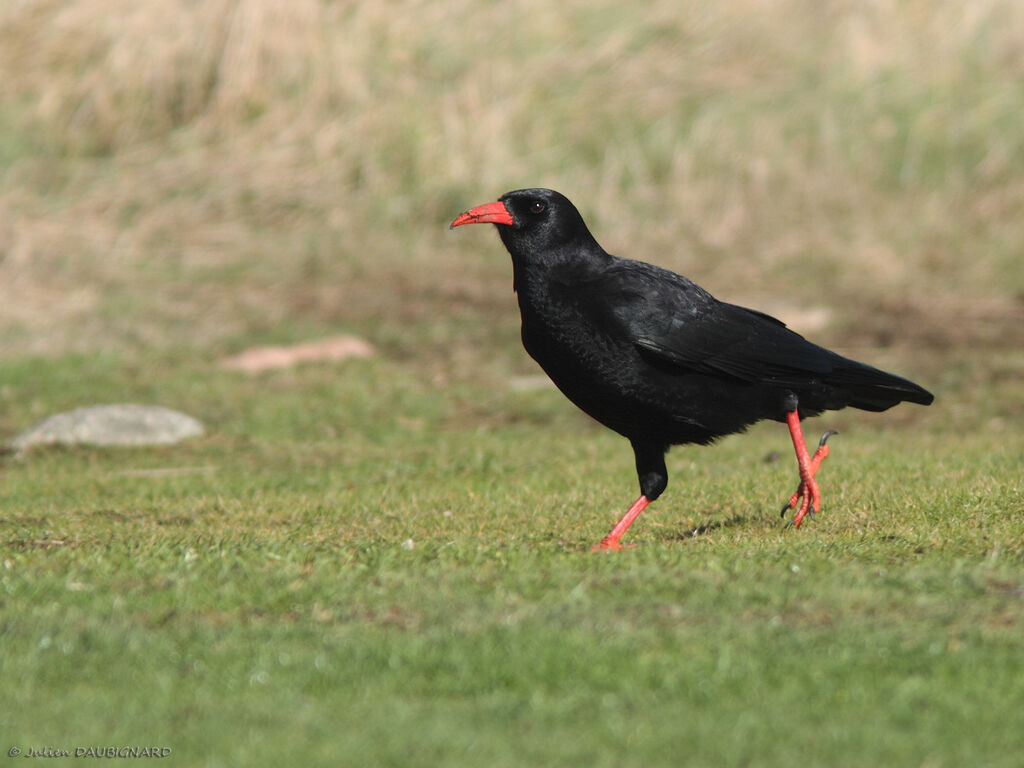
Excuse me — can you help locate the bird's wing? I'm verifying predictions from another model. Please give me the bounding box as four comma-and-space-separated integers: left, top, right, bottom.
592, 262, 834, 385
632, 306, 833, 384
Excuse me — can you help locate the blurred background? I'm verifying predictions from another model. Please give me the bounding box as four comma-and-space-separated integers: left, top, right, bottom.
1, 0, 1021, 410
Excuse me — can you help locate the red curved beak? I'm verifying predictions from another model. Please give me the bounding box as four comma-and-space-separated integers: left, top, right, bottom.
449, 200, 514, 229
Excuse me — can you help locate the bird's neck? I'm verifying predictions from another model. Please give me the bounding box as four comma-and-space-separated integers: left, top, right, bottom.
512, 248, 616, 343
510, 240, 612, 297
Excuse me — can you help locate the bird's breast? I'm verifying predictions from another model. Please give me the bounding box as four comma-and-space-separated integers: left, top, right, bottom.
518, 298, 642, 413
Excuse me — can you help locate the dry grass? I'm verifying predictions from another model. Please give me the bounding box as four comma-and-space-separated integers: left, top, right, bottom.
1, 0, 1023, 358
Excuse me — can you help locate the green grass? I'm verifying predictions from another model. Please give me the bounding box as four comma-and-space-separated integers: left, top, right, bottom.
2, 352, 1022, 767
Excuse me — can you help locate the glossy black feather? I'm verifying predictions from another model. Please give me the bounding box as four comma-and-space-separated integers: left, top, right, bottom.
476, 188, 933, 500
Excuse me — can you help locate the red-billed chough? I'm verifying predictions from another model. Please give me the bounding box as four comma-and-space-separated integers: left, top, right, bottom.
450, 188, 934, 551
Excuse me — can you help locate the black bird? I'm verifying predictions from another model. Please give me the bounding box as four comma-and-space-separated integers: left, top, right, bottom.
450, 188, 933, 550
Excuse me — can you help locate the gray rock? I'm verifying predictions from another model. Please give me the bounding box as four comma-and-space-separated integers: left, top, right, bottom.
10, 404, 205, 451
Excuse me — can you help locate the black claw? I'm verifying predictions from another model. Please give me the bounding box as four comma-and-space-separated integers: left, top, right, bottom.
818, 430, 839, 448
783, 519, 794, 529
808, 507, 817, 521
780, 501, 793, 518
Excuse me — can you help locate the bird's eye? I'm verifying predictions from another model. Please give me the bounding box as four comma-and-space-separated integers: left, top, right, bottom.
530, 201, 546, 214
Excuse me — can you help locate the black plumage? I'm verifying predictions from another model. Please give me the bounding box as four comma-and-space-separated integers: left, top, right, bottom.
451, 188, 933, 549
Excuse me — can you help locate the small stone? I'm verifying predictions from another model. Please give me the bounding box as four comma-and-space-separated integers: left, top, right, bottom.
10, 404, 204, 451
220, 335, 374, 373
507, 374, 556, 391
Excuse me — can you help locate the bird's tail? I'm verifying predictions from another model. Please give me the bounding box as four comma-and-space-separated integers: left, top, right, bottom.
826, 357, 934, 412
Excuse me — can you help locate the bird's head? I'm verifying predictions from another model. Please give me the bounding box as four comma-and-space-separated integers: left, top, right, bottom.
450, 188, 598, 262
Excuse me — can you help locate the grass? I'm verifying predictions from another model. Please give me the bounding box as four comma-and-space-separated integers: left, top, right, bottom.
1, 0, 1024, 765
2, 353, 1022, 766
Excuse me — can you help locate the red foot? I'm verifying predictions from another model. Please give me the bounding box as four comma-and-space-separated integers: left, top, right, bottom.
591, 495, 650, 552
780, 411, 837, 528
591, 539, 637, 552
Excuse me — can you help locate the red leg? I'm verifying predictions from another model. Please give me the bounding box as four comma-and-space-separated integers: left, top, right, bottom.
780, 411, 836, 528
592, 495, 651, 552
